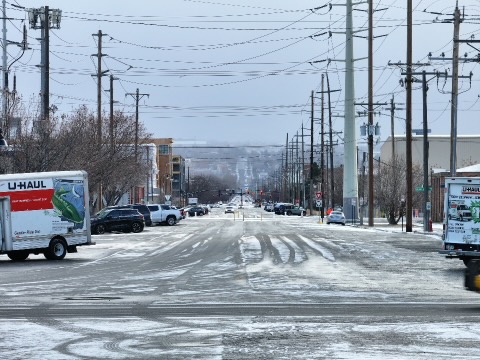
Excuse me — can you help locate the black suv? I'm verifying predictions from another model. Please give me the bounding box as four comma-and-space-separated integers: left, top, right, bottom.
91, 208, 145, 234
274, 203, 294, 215
106, 204, 152, 226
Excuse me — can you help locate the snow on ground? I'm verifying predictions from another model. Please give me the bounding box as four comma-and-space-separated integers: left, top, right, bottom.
3, 317, 480, 359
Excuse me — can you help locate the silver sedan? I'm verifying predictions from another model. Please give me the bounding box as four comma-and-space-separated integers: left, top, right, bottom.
326, 211, 346, 225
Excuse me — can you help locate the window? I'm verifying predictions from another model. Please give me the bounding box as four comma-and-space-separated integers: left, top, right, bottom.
158, 145, 170, 155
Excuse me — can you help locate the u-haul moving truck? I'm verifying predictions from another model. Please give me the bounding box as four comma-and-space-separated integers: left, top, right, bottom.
440, 177, 480, 264
0, 170, 93, 261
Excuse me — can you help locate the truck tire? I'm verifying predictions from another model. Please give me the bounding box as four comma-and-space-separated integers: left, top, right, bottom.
131, 221, 143, 233
7, 251, 29, 261
166, 216, 176, 226
95, 224, 106, 235
44, 238, 67, 260
465, 260, 480, 291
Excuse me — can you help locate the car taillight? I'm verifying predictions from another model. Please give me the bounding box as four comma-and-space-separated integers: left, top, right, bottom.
140, 214, 144, 219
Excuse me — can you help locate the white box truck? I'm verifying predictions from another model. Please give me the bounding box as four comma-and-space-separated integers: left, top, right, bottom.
440, 177, 480, 266
0, 170, 93, 261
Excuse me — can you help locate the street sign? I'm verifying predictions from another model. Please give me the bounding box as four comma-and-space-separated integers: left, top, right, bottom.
415, 187, 432, 192
316, 200, 322, 207
165, 195, 171, 201
426, 202, 431, 210
315, 191, 322, 200
351, 199, 356, 206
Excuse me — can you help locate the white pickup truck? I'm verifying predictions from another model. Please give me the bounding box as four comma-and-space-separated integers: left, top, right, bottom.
147, 204, 182, 226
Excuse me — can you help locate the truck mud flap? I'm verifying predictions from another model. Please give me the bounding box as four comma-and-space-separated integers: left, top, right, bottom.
465, 260, 480, 292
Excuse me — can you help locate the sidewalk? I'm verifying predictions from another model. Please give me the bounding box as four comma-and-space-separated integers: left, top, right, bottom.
358, 217, 443, 237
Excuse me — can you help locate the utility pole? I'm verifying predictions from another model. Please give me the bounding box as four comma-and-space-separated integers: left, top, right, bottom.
384, 95, 404, 160
326, 73, 340, 209
368, 0, 373, 226
402, 69, 438, 232
92, 30, 108, 212
301, 125, 306, 208
406, 0, 413, 232
3, 2, 28, 137
92, 30, 108, 147
355, 102, 387, 226
126, 88, 149, 162
43, 6, 49, 124
343, 0, 358, 222
285, 134, 288, 202
2, 0, 6, 130
27, 6, 61, 126
310, 90, 314, 215
320, 74, 325, 220
295, 131, 299, 205
450, 5, 461, 176
428, 6, 477, 177
108, 74, 118, 151
421, 71, 430, 233
126, 88, 149, 203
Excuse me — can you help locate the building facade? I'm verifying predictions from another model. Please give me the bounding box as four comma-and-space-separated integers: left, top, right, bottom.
149, 138, 186, 206
171, 155, 186, 206
380, 135, 480, 169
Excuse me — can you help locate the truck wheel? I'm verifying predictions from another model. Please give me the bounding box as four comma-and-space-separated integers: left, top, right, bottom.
131, 221, 143, 233
465, 260, 480, 291
95, 224, 106, 235
45, 238, 67, 260
166, 216, 176, 226
7, 251, 29, 261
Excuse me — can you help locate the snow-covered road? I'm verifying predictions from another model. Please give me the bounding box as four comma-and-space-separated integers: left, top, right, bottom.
0, 208, 478, 359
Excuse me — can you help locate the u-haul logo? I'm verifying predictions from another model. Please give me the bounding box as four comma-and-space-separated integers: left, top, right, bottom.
462, 185, 480, 195
8, 180, 47, 191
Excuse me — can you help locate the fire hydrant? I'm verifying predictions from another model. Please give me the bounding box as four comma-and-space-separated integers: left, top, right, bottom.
429, 219, 433, 232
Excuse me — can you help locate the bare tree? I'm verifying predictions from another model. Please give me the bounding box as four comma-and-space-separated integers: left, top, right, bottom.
375, 155, 423, 224
7, 104, 151, 208
189, 174, 236, 204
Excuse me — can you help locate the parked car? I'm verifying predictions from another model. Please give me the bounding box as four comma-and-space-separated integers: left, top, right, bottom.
274, 203, 294, 215
264, 203, 274, 212
147, 204, 182, 226
326, 211, 346, 225
225, 205, 235, 214
287, 206, 307, 216
91, 208, 145, 234
130, 204, 152, 226
188, 206, 205, 216
106, 204, 152, 226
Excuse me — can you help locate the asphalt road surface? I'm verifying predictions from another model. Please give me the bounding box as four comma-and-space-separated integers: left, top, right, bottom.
1, 207, 479, 359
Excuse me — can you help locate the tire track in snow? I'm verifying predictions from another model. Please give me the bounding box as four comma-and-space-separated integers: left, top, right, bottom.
269, 237, 290, 264
297, 234, 335, 261
280, 236, 308, 264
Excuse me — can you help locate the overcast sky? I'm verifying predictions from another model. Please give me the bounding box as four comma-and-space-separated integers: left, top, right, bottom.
4, 0, 480, 150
